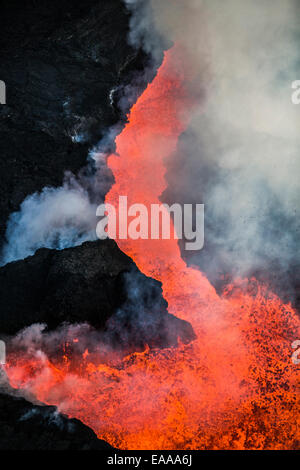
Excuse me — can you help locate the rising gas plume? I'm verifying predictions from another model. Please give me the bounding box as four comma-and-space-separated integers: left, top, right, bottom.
126, 0, 300, 286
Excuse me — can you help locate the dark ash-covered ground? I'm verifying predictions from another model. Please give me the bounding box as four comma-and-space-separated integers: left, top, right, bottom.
0, 239, 194, 347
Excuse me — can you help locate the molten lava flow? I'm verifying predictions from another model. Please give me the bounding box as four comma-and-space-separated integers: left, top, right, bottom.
6, 46, 300, 450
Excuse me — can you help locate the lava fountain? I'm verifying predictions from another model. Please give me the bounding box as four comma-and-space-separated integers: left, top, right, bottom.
6, 46, 300, 450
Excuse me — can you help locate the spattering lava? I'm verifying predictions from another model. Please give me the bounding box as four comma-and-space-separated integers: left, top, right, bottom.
6, 47, 300, 450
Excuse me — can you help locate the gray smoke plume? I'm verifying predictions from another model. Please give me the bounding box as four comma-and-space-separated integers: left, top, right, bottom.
126, 0, 300, 282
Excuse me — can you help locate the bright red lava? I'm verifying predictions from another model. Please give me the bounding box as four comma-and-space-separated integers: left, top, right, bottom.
6, 46, 300, 450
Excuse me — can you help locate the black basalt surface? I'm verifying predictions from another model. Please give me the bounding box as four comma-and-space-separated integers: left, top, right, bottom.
0, 389, 112, 450
0, 239, 195, 348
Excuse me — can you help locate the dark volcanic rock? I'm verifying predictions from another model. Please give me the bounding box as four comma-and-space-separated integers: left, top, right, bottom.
0, 390, 112, 450
0, 0, 159, 245
0, 239, 195, 348
0, 239, 134, 333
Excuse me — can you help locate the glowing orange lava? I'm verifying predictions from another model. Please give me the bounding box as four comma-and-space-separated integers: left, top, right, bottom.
6, 46, 300, 450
